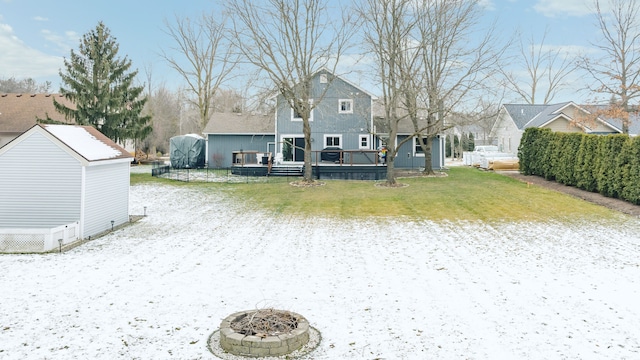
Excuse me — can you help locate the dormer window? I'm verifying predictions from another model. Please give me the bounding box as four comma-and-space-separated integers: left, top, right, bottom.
339, 99, 353, 114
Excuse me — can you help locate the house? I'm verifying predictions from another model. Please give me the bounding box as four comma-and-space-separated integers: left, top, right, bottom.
0, 93, 75, 148
490, 102, 625, 154
203, 112, 274, 168
0, 124, 133, 253
373, 111, 446, 170
0, 93, 136, 154
202, 69, 444, 177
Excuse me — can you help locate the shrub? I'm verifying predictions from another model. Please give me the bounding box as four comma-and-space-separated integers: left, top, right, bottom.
574, 135, 598, 192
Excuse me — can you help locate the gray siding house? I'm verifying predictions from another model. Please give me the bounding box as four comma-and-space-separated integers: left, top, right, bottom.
202, 69, 444, 171
273, 70, 376, 163
203, 112, 274, 168
0, 124, 132, 253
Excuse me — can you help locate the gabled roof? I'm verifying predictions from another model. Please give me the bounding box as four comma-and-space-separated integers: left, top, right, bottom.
0, 124, 132, 163
599, 115, 640, 135
268, 68, 378, 101
202, 112, 274, 135
502, 102, 572, 130
502, 102, 624, 133
0, 93, 75, 133
313, 68, 379, 100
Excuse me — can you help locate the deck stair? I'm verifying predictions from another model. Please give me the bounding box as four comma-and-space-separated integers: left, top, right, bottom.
268, 166, 303, 177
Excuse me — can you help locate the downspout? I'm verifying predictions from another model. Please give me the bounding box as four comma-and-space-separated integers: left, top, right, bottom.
370, 97, 374, 149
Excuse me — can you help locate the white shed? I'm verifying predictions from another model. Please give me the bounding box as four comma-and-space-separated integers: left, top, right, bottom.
0, 124, 133, 253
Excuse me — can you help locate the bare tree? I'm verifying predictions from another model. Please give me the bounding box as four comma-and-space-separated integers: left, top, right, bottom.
361, 0, 414, 185
143, 85, 181, 156
362, 0, 504, 182
212, 88, 244, 113
162, 12, 237, 131
502, 28, 578, 104
579, 0, 640, 133
0, 77, 51, 93
225, 0, 355, 183
412, 0, 505, 174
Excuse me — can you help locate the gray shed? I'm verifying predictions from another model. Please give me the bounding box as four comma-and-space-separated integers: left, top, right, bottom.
0, 124, 133, 253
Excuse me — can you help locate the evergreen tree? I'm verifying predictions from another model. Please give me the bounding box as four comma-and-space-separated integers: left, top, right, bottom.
467, 133, 475, 151
54, 22, 151, 145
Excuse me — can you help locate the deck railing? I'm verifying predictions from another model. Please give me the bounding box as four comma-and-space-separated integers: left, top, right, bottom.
312, 149, 383, 166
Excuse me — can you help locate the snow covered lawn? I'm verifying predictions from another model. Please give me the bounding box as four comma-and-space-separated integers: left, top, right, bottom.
1, 183, 640, 359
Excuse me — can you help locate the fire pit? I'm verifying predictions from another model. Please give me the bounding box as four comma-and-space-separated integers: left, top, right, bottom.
218, 309, 310, 357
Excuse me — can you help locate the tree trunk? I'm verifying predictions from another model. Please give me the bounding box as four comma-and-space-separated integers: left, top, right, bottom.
422, 135, 435, 175
385, 133, 397, 185
385, 153, 396, 185
302, 117, 314, 182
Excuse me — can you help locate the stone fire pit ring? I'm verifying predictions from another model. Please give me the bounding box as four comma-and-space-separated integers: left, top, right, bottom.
218, 309, 310, 357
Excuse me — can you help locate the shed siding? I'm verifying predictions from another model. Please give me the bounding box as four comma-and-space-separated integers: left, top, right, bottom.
83, 162, 130, 238
0, 132, 81, 228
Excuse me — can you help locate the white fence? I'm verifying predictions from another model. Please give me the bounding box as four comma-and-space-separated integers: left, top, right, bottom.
0, 221, 80, 253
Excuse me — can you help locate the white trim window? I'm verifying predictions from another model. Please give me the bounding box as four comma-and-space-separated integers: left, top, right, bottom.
291, 99, 314, 122
320, 74, 328, 83
324, 134, 342, 148
338, 99, 353, 114
414, 136, 427, 157
359, 134, 369, 149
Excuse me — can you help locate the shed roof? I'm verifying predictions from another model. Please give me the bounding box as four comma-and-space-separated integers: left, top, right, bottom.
42, 124, 132, 161
202, 112, 274, 135
0, 93, 75, 133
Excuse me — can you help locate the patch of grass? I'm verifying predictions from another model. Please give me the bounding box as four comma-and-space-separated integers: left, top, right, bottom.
131, 167, 621, 222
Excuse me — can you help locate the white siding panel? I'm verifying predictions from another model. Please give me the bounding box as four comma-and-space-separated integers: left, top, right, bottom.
0, 132, 81, 228
83, 163, 130, 238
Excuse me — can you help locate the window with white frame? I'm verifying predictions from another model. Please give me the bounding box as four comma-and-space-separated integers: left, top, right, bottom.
291, 99, 314, 121
320, 74, 328, 83
414, 136, 427, 156
324, 134, 342, 148
359, 134, 369, 149
338, 99, 353, 114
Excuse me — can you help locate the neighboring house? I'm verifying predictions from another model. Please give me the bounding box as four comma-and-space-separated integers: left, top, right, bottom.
0, 124, 133, 253
490, 102, 624, 154
203, 69, 444, 171
0, 93, 135, 153
0, 93, 75, 148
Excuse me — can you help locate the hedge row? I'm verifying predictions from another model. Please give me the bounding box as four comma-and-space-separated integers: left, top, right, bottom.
518, 128, 640, 204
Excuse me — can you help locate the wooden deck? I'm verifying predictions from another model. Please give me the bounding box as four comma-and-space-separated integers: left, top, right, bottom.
231, 149, 387, 180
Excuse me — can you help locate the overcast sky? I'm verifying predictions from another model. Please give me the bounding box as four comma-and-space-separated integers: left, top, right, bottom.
0, 0, 611, 103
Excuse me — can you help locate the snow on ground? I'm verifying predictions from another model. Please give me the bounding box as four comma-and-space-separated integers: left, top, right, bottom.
1, 182, 640, 360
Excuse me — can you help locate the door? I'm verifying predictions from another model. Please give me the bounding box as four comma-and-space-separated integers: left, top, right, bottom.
282, 137, 305, 162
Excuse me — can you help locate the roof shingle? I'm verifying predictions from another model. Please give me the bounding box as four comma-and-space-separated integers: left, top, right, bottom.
0, 93, 76, 133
